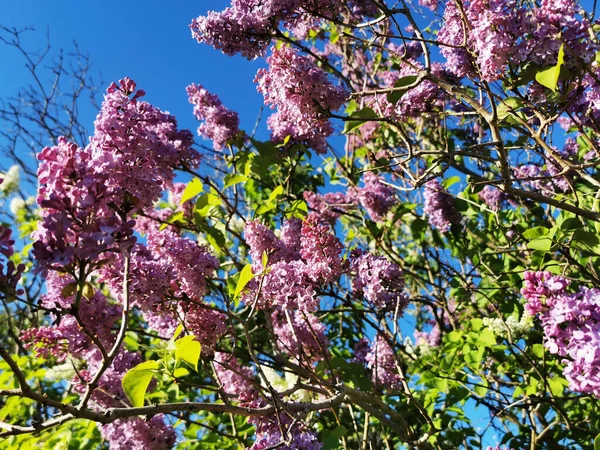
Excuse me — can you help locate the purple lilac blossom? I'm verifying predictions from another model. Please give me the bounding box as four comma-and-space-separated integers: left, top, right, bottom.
255, 45, 348, 153
350, 172, 396, 222
423, 179, 461, 232
522, 271, 600, 398
350, 250, 407, 312
187, 83, 242, 150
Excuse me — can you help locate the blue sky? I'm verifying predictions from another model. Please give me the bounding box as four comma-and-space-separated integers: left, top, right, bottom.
0, 0, 269, 151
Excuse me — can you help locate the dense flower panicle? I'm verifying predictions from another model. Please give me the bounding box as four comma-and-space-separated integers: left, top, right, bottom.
423, 179, 461, 232
351, 250, 406, 311
522, 272, 600, 397
438, 0, 474, 78
0, 226, 15, 258
257, 260, 319, 311
414, 324, 441, 349
255, 46, 348, 153
100, 415, 176, 450
478, 185, 505, 211
521, 270, 570, 315
184, 304, 228, 352
350, 172, 396, 222
272, 308, 328, 361
214, 352, 258, 402
303, 191, 353, 224
187, 83, 242, 150
300, 215, 344, 284
352, 338, 369, 364
33, 78, 197, 274
190, 3, 276, 59
365, 334, 401, 389
466, 0, 518, 81
250, 426, 322, 450
147, 229, 219, 301
89, 78, 198, 211
280, 218, 303, 258
245, 219, 286, 270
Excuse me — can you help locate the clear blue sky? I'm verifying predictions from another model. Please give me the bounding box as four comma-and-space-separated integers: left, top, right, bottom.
0, 0, 269, 149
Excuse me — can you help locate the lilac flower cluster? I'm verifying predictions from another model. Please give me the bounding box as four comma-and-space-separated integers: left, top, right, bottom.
33, 78, 198, 274
255, 46, 348, 153
423, 179, 461, 232
478, 185, 505, 211
187, 83, 242, 150
365, 334, 401, 389
303, 191, 353, 225
190, 0, 359, 59
438, 0, 593, 82
0, 226, 24, 301
522, 271, 600, 398
242, 217, 342, 361
350, 250, 407, 312
212, 352, 322, 449
350, 172, 397, 222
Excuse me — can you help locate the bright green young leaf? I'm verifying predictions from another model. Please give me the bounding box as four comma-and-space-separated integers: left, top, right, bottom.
175, 335, 201, 372
268, 185, 284, 203
522, 226, 549, 240
343, 107, 378, 134
386, 75, 418, 104
180, 178, 204, 204
223, 173, 248, 190
594, 432, 600, 450
527, 238, 553, 252
234, 263, 255, 299
261, 251, 269, 269
535, 44, 565, 92
497, 97, 524, 120
122, 360, 159, 407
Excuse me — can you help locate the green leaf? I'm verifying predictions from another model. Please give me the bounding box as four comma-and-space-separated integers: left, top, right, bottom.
268, 185, 284, 203
527, 238, 552, 252
442, 176, 461, 190
531, 343, 544, 359
475, 329, 496, 348
175, 335, 202, 372
594, 432, 600, 450
160, 211, 185, 230
343, 107, 378, 134
223, 174, 248, 190
234, 263, 255, 299
535, 44, 565, 92
522, 226, 549, 240
181, 178, 204, 204
497, 97, 524, 120
122, 360, 159, 407
386, 75, 418, 104
286, 199, 309, 218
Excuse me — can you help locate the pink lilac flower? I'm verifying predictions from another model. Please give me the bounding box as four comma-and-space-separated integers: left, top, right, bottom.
438, 0, 475, 78
184, 304, 228, 353
187, 83, 242, 150
146, 229, 219, 301
303, 191, 353, 225
478, 185, 505, 211
255, 260, 319, 311
365, 334, 401, 389
255, 45, 348, 153
350, 250, 407, 312
214, 351, 258, 402
300, 215, 344, 284
350, 172, 396, 222
100, 415, 176, 450
522, 272, 600, 398
272, 308, 328, 361
33, 78, 198, 274
423, 179, 461, 232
